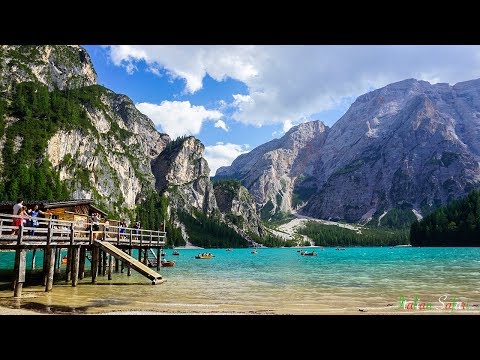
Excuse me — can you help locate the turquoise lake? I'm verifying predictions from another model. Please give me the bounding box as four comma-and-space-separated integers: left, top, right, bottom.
0, 247, 479, 314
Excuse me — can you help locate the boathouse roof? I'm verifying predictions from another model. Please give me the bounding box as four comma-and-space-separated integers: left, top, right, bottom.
0, 199, 108, 217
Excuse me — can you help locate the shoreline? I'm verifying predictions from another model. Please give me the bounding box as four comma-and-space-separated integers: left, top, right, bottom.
3, 305, 478, 315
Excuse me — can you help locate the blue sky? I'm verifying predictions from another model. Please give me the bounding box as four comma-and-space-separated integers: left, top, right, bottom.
84, 45, 480, 175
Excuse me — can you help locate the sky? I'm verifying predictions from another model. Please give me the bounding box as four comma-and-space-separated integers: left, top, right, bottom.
84, 45, 480, 175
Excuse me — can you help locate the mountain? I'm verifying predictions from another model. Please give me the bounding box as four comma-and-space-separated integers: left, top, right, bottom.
0, 45, 170, 216
151, 136, 263, 237
0, 45, 266, 247
218, 78, 480, 225
151, 136, 217, 215
213, 179, 263, 236
216, 121, 328, 219
0, 45, 97, 92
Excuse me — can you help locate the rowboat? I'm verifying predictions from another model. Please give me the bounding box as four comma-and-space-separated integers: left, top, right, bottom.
172, 250, 180, 255
195, 253, 214, 259
161, 260, 175, 267
301, 251, 317, 256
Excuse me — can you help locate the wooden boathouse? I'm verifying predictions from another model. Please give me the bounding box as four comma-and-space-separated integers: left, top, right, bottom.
0, 199, 166, 298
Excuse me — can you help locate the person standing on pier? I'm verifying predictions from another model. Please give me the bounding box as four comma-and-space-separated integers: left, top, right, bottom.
27, 205, 49, 235
11, 198, 23, 235
119, 219, 126, 239
92, 212, 101, 240
134, 221, 140, 239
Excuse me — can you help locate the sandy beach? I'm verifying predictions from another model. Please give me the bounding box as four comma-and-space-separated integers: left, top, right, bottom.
0, 305, 42, 315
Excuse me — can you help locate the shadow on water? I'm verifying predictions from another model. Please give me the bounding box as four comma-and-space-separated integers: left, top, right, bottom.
0, 294, 132, 314
19, 297, 132, 314
20, 302, 91, 314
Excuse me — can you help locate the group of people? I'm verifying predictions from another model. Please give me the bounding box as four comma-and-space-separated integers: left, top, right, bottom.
11, 198, 143, 239
90, 214, 140, 240
12, 198, 50, 235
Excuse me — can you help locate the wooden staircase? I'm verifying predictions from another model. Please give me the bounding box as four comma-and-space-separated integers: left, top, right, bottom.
94, 240, 163, 284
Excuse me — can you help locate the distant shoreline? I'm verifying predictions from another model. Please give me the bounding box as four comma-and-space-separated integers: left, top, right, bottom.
173, 245, 204, 249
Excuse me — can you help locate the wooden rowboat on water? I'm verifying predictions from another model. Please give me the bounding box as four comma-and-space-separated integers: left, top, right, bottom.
195, 253, 214, 259
161, 260, 175, 267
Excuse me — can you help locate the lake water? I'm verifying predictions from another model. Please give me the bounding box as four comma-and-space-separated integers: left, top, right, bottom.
0, 247, 479, 314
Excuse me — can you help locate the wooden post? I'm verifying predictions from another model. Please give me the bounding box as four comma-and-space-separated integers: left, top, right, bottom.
143, 248, 148, 265
12, 247, 20, 290
31, 249, 37, 270
45, 247, 56, 292
91, 246, 98, 284
102, 250, 107, 276
42, 248, 48, 286
115, 258, 119, 272
79, 247, 86, 280
108, 254, 113, 280
70, 223, 74, 245
157, 247, 161, 270
66, 247, 72, 282
14, 249, 27, 297
47, 222, 52, 245
127, 249, 132, 276
121, 256, 125, 273
17, 223, 24, 245
71, 246, 80, 287
89, 224, 93, 245
54, 248, 61, 274
97, 250, 103, 275
138, 247, 142, 262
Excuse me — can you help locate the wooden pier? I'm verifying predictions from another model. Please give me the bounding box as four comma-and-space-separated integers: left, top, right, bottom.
0, 212, 166, 297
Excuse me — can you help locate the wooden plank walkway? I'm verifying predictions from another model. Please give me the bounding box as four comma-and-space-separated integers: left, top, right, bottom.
94, 240, 163, 284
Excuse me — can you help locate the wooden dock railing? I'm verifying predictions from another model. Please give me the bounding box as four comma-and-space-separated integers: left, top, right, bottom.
0, 213, 166, 248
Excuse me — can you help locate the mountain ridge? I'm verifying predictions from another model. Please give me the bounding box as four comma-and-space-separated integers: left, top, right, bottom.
218, 77, 480, 225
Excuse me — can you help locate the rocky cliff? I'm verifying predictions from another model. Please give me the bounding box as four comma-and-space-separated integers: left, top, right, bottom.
216, 120, 328, 219
305, 78, 480, 222
0, 45, 169, 216
151, 136, 217, 215
213, 180, 263, 236
0, 45, 97, 92
47, 87, 170, 213
219, 78, 480, 224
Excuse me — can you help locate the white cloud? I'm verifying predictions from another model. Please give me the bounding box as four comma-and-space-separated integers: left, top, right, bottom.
136, 100, 222, 139
108, 45, 258, 93
214, 120, 228, 132
107, 45, 480, 127
204, 142, 250, 176
283, 119, 293, 133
